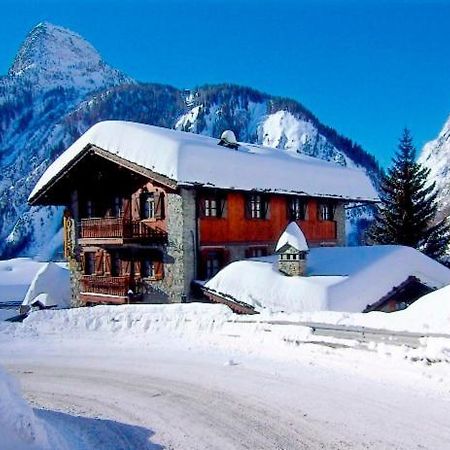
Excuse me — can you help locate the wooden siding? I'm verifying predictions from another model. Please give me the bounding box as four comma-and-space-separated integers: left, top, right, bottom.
199, 193, 337, 245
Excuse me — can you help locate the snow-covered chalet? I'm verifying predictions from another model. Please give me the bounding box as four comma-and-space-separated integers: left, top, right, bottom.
28, 121, 378, 306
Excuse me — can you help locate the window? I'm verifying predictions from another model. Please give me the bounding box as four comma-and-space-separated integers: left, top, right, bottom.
289, 197, 307, 221
246, 247, 268, 258
200, 193, 225, 218
141, 193, 155, 219
84, 252, 95, 275
319, 201, 335, 221
204, 198, 218, 217
140, 191, 164, 220
247, 194, 268, 219
142, 259, 155, 278
111, 252, 121, 276
206, 252, 222, 278
113, 197, 122, 217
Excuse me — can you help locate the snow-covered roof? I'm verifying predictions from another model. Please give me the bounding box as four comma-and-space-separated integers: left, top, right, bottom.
29, 121, 378, 203
204, 245, 450, 313
276, 222, 309, 252
22, 262, 70, 309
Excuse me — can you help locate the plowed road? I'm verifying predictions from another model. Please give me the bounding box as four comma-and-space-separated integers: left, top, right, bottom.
3, 338, 450, 450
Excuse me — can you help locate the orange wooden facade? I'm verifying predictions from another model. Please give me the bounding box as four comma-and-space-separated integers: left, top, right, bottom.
199, 192, 336, 246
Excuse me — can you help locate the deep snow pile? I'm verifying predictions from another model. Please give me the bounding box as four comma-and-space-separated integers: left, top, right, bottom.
0, 259, 47, 304
275, 222, 308, 252
0, 366, 51, 449
205, 246, 450, 313
29, 121, 378, 204
261, 285, 450, 335
22, 262, 70, 310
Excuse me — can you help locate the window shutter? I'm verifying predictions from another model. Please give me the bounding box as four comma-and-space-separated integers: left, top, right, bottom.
245, 196, 251, 219
95, 251, 104, 275
263, 197, 269, 219
121, 259, 132, 276
303, 201, 308, 221
132, 194, 141, 220
104, 253, 112, 276
154, 191, 164, 220
134, 260, 141, 278
154, 261, 164, 281
122, 198, 131, 220
218, 195, 226, 218
331, 202, 337, 220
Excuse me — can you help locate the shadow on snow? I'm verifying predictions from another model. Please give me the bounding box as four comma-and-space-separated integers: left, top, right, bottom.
35, 408, 164, 450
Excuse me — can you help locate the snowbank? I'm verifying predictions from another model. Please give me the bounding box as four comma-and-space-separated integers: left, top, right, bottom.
22, 263, 70, 310
3, 301, 449, 364
205, 246, 450, 313
0, 366, 50, 449
29, 121, 378, 203
0, 259, 47, 304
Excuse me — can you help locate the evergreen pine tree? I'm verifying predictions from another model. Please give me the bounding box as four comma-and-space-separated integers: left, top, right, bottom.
368, 129, 450, 262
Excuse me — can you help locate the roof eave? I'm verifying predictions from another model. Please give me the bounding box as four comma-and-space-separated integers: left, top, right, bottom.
28, 143, 178, 206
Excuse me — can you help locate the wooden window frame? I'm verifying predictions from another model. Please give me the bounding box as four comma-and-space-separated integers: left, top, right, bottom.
199, 192, 226, 218
140, 191, 165, 221
139, 252, 164, 281
246, 194, 269, 220
289, 197, 307, 221
318, 201, 337, 222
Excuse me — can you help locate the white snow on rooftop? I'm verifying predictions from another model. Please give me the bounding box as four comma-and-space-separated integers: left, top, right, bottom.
29, 121, 378, 202
276, 222, 309, 252
205, 245, 450, 313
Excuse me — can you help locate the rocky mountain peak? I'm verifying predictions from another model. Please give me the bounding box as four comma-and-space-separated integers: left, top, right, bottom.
8, 22, 133, 92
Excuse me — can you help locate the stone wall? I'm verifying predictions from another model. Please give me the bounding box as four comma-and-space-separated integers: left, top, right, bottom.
335, 202, 346, 246
153, 188, 197, 302
278, 258, 307, 277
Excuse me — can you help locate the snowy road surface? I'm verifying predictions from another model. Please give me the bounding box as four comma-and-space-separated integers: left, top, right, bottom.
3, 335, 450, 450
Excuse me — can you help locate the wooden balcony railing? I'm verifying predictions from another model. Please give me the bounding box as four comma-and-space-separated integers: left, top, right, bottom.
80, 217, 167, 243
81, 275, 132, 297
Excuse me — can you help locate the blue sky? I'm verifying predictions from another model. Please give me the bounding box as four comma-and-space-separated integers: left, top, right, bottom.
1, 0, 449, 167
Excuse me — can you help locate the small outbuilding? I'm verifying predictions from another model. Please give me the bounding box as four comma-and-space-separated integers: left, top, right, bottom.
203, 224, 450, 314
275, 222, 309, 276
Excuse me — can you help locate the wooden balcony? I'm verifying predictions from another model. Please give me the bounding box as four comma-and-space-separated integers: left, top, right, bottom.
79, 217, 168, 245
80, 275, 132, 304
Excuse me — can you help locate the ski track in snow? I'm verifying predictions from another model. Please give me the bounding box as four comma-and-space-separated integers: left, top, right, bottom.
2, 337, 450, 450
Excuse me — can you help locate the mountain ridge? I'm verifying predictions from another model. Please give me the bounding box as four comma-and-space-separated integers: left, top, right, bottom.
0, 22, 380, 259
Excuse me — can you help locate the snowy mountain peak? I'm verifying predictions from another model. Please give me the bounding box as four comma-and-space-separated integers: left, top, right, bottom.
418, 115, 450, 220
8, 22, 133, 91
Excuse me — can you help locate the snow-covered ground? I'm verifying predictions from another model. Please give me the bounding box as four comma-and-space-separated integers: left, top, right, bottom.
1, 302, 450, 449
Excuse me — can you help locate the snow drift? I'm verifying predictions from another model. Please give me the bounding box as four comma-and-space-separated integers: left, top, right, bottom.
21, 262, 70, 311
0, 365, 50, 449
